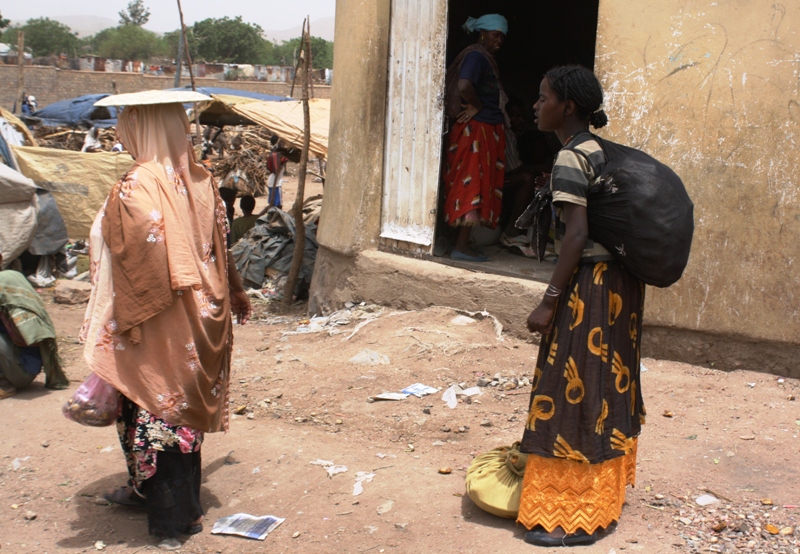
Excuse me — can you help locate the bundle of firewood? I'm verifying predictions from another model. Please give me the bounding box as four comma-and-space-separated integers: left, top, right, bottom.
34, 127, 118, 152
212, 128, 275, 196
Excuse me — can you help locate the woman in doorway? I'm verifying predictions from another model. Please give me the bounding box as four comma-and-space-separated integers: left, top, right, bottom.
443, 14, 508, 262
81, 99, 251, 550
518, 66, 645, 547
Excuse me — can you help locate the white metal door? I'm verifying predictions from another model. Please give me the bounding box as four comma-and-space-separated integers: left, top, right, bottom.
380, 0, 448, 252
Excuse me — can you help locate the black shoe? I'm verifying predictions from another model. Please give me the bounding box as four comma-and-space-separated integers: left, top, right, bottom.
184, 523, 203, 535
523, 528, 598, 547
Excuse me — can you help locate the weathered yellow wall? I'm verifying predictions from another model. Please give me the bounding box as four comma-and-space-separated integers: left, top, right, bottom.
315, 0, 391, 255
596, 1, 800, 343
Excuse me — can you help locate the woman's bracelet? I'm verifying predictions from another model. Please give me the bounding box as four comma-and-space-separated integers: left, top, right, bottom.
544, 284, 563, 298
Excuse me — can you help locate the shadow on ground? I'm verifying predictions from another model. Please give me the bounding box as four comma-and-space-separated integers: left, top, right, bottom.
56, 457, 225, 549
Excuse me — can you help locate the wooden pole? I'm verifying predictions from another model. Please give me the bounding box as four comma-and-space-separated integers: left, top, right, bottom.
289, 19, 307, 98
174, 26, 184, 88
282, 18, 311, 308
307, 16, 314, 99
15, 31, 25, 114
176, 0, 201, 141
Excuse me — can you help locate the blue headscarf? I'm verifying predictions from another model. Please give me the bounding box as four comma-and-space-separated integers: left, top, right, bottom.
462, 14, 508, 36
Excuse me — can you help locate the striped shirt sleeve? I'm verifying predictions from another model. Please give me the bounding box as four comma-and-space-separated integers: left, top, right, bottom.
550, 148, 595, 207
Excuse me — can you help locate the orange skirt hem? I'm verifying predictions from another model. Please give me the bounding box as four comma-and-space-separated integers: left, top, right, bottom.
517, 439, 637, 535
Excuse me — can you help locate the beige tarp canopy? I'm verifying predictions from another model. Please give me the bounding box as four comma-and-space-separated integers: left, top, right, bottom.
210, 95, 330, 160
12, 146, 134, 239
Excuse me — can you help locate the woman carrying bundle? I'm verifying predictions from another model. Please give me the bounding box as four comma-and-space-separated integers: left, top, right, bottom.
519, 66, 646, 547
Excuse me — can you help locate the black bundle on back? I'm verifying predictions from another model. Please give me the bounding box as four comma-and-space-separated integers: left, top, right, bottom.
578, 135, 694, 288
516, 134, 694, 288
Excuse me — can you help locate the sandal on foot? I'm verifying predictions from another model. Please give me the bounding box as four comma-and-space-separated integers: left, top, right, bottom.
523, 528, 598, 547
103, 487, 146, 510
0, 377, 16, 400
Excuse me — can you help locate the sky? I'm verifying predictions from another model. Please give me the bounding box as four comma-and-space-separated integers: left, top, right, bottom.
2, 0, 336, 34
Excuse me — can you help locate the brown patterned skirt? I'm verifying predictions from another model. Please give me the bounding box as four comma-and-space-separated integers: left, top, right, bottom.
520, 260, 646, 464
517, 260, 645, 533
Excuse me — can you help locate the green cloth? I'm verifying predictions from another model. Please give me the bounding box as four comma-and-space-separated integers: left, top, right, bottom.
0, 270, 68, 390
230, 214, 260, 245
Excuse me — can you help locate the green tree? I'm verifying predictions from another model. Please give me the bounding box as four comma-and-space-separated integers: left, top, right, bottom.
0, 11, 10, 31
94, 25, 166, 60
163, 28, 197, 61
2, 18, 79, 57
119, 0, 151, 26
273, 36, 334, 69
190, 17, 272, 63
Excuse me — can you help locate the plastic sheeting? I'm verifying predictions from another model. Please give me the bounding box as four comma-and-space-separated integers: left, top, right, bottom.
213, 95, 330, 159
12, 146, 134, 239
27, 190, 69, 256
230, 207, 319, 297
28, 94, 120, 129
0, 127, 17, 170
0, 107, 37, 147
0, 163, 38, 267
170, 86, 292, 103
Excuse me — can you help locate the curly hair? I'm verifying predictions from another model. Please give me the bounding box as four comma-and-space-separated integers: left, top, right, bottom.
545, 65, 608, 129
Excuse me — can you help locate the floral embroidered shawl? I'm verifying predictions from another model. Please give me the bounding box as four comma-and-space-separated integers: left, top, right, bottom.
81, 103, 232, 432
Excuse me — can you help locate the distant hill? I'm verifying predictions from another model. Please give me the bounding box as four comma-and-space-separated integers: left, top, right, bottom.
10, 15, 117, 38
265, 17, 335, 43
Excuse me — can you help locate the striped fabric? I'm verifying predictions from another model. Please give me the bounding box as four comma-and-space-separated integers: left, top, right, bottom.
550, 133, 612, 261
504, 129, 522, 173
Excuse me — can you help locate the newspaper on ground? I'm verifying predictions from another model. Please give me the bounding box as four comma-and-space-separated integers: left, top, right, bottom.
401, 383, 439, 397
211, 513, 285, 540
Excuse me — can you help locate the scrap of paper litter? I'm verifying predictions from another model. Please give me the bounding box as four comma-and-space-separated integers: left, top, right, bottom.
370, 392, 409, 401
401, 383, 439, 397
211, 513, 285, 540
310, 459, 349, 478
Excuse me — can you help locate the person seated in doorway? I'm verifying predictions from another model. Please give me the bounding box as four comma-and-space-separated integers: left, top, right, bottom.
499, 97, 539, 257
0, 253, 69, 399
230, 195, 260, 245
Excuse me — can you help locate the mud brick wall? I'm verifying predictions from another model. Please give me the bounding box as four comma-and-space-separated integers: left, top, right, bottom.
0, 65, 330, 110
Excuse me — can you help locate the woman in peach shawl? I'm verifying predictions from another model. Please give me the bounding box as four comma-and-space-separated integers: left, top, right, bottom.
81, 101, 251, 546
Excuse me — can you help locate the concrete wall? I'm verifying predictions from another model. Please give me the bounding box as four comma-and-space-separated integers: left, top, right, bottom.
0, 65, 331, 110
313, 0, 390, 256
594, 1, 800, 345
310, 0, 800, 375
310, 0, 391, 313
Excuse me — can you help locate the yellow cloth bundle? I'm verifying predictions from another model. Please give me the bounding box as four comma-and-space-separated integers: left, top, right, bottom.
465, 442, 528, 518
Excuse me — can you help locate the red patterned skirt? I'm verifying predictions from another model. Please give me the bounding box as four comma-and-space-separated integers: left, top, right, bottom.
443, 120, 505, 228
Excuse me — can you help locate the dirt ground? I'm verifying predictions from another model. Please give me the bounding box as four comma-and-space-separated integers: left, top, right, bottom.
1, 292, 799, 554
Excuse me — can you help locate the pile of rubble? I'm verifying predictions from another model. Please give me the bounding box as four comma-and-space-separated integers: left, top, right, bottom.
475, 372, 533, 390
651, 491, 798, 553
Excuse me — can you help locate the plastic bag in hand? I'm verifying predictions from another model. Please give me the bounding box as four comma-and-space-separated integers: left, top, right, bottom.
62, 372, 121, 427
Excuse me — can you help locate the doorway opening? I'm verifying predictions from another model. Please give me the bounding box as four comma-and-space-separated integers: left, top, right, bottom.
434, 0, 600, 282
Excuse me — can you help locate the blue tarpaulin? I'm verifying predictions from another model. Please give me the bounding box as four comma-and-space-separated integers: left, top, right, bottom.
29, 94, 120, 129
28, 89, 290, 130
170, 86, 293, 102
